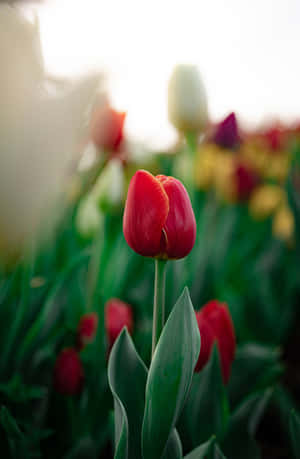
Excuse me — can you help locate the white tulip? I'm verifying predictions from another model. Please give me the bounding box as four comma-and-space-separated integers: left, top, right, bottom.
76, 196, 103, 239
168, 64, 208, 133
92, 159, 124, 213
0, 6, 100, 259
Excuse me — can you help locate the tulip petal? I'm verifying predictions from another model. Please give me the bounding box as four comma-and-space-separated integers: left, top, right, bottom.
123, 170, 169, 257
158, 176, 196, 259
200, 301, 236, 383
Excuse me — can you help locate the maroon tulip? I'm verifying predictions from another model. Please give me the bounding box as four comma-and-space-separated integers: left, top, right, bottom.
77, 312, 98, 350
105, 299, 133, 348
263, 126, 286, 152
213, 112, 240, 149
53, 348, 84, 395
233, 161, 259, 201
123, 170, 196, 259
195, 300, 235, 384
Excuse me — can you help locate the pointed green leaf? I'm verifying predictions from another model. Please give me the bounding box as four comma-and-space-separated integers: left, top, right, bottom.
163, 429, 183, 459
0, 406, 29, 459
142, 287, 200, 459
108, 328, 148, 459
184, 437, 214, 458
228, 343, 282, 408
213, 443, 227, 459
179, 346, 229, 450
289, 409, 300, 458
222, 389, 272, 459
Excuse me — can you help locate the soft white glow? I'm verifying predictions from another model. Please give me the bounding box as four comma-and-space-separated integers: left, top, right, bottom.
35, 0, 300, 148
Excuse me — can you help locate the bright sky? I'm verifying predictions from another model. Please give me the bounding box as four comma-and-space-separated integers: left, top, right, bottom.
33, 0, 300, 148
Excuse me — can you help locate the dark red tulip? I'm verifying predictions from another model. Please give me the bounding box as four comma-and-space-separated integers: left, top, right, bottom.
105, 299, 133, 348
263, 126, 286, 152
123, 170, 196, 259
53, 348, 84, 395
234, 161, 259, 201
77, 312, 98, 350
213, 112, 240, 149
90, 104, 126, 152
195, 300, 235, 384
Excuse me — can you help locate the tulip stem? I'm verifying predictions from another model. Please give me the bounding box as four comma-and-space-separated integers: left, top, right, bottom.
152, 259, 167, 357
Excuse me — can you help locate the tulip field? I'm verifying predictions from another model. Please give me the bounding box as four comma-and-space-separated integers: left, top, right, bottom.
2, 4, 300, 459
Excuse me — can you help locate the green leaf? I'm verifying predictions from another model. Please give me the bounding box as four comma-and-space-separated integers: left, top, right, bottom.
221, 389, 272, 459
289, 410, 300, 458
0, 406, 29, 459
183, 437, 214, 458
212, 443, 227, 459
142, 287, 200, 459
63, 436, 97, 459
163, 429, 183, 459
179, 346, 229, 450
108, 328, 148, 459
228, 343, 282, 408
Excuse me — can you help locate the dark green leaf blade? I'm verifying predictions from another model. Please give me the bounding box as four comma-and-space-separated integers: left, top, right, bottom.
222, 389, 272, 459
179, 346, 229, 450
108, 328, 148, 459
142, 287, 200, 459
183, 437, 214, 458
289, 409, 300, 458
163, 429, 183, 459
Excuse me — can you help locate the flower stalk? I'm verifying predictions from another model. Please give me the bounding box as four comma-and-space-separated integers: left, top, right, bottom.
152, 259, 167, 357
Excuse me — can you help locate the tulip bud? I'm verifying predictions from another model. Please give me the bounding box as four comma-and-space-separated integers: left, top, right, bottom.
77, 312, 98, 350
105, 299, 133, 348
76, 196, 103, 239
195, 300, 235, 384
123, 170, 196, 259
92, 159, 124, 213
53, 348, 84, 395
90, 104, 126, 152
168, 64, 208, 133
213, 112, 240, 150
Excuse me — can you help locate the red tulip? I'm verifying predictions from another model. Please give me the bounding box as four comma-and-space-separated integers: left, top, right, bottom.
213, 112, 240, 149
263, 126, 286, 152
233, 161, 259, 201
90, 104, 126, 152
53, 348, 84, 395
123, 170, 196, 259
195, 300, 235, 384
77, 312, 98, 350
105, 299, 133, 348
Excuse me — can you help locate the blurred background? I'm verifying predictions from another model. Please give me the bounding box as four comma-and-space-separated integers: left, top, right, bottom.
33, 0, 300, 148
1, 1, 300, 458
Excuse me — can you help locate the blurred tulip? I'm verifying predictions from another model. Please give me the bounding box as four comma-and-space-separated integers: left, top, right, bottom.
195, 144, 221, 190
123, 170, 196, 259
263, 126, 287, 152
76, 195, 103, 239
0, 6, 100, 261
195, 300, 235, 383
233, 161, 259, 201
90, 104, 126, 152
77, 313, 98, 350
105, 299, 133, 348
213, 112, 240, 150
92, 158, 125, 213
249, 185, 285, 220
53, 348, 84, 395
273, 205, 294, 242
168, 64, 208, 133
